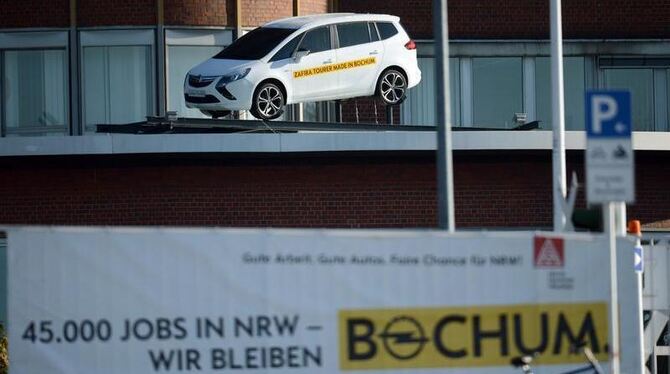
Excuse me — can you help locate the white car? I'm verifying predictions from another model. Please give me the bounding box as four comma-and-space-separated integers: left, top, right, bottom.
184, 13, 421, 120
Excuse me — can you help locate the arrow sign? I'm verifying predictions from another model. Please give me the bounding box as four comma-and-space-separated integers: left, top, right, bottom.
634, 245, 643, 273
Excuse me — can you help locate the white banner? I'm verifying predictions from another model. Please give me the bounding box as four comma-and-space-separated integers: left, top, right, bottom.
8, 227, 623, 373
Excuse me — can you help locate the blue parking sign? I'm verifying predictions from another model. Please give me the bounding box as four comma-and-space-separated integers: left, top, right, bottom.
586, 91, 631, 138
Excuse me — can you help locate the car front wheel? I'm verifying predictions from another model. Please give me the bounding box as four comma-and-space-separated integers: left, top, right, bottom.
378, 69, 407, 106
251, 82, 285, 120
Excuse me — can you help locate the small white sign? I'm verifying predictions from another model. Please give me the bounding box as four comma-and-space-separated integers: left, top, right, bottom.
586, 91, 635, 204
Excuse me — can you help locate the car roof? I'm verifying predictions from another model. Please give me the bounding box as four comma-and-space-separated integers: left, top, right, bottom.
264, 13, 400, 30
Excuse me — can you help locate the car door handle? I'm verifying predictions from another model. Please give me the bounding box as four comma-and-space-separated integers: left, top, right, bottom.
369, 50, 379, 55
322, 59, 333, 64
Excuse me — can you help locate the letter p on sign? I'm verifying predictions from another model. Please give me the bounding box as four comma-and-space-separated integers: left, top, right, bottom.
586, 91, 631, 138
591, 95, 618, 134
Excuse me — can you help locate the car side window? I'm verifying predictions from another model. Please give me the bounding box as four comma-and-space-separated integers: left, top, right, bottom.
298, 26, 331, 54
336, 22, 371, 48
270, 33, 302, 61
376, 22, 399, 40
369, 22, 380, 42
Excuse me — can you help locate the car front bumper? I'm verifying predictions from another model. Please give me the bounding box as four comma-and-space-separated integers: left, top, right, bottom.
184, 77, 254, 111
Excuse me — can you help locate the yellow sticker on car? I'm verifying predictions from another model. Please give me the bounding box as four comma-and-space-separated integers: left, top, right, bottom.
293, 57, 377, 79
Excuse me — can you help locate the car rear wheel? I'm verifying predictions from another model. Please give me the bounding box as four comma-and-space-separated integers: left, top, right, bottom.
378, 69, 407, 106
251, 82, 285, 120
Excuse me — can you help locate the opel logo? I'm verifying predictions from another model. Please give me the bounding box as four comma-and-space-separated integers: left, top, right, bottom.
379, 315, 429, 360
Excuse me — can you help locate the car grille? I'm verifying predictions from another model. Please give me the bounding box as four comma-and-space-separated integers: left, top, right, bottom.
188, 75, 216, 88
184, 94, 220, 104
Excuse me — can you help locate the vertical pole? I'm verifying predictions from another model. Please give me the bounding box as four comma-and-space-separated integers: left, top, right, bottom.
614, 202, 626, 235
69, 0, 81, 135
604, 203, 621, 373
234, 0, 243, 119
292, 0, 303, 122
617, 212, 645, 374
156, 0, 166, 117
550, 0, 566, 232
335, 101, 342, 122
433, 0, 454, 231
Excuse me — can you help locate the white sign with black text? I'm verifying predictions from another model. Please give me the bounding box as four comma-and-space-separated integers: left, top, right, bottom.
7, 227, 639, 373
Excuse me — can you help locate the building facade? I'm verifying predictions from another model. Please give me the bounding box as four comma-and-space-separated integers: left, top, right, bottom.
1, 0, 670, 230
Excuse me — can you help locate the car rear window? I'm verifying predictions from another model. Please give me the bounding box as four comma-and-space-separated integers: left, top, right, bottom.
337, 22, 370, 48
376, 22, 399, 40
298, 26, 332, 54
214, 27, 295, 60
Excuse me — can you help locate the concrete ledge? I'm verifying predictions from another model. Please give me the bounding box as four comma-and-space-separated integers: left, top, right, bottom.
0, 131, 668, 157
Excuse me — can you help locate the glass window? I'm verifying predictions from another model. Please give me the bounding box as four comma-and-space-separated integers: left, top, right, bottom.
2, 49, 68, 136
214, 27, 294, 60
337, 22, 370, 48
402, 58, 460, 126
472, 57, 523, 128
270, 34, 302, 62
167, 45, 223, 118
535, 57, 586, 130
82, 46, 153, 129
302, 101, 336, 122
376, 22, 398, 40
369, 23, 380, 42
603, 68, 655, 131
298, 27, 331, 54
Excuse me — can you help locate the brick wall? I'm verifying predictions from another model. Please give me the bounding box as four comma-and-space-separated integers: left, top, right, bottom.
339, 0, 670, 39
1, 151, 668, 229
341, 98, 401, 125
300, 0, 329, 15
0, 0, 69, 28
78, 0, 156, 27
242, 0, 292, 27
164, 0, 235, 26
3, 0, 668, 37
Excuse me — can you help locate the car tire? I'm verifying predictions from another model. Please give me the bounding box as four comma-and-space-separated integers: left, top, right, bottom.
377, 69, 407, 106
251, 82, 285, 120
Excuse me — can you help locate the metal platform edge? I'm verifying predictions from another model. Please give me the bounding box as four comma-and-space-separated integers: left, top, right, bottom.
96, 117, 540, 134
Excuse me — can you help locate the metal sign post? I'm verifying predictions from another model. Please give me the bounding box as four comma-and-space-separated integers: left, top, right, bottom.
586, 90, 637, 373
550, 0, 567, 232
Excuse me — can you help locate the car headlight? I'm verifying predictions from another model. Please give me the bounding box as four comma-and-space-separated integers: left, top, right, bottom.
217, 68, 251, 86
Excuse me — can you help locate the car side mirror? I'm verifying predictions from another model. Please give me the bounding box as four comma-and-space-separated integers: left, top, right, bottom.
294, 49, 310, 62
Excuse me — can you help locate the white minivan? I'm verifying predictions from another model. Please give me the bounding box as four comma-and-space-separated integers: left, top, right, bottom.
184, 13, 421, 120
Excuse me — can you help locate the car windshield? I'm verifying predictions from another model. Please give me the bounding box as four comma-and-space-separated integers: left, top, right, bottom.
214, 27, 296, 60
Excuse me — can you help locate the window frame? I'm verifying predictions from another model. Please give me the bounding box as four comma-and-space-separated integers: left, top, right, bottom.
165, 29, 231, 117
369, 22, 381, 42
0, 31, 70, 137
79, 29, 156, 133
597, 56, 670, 131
